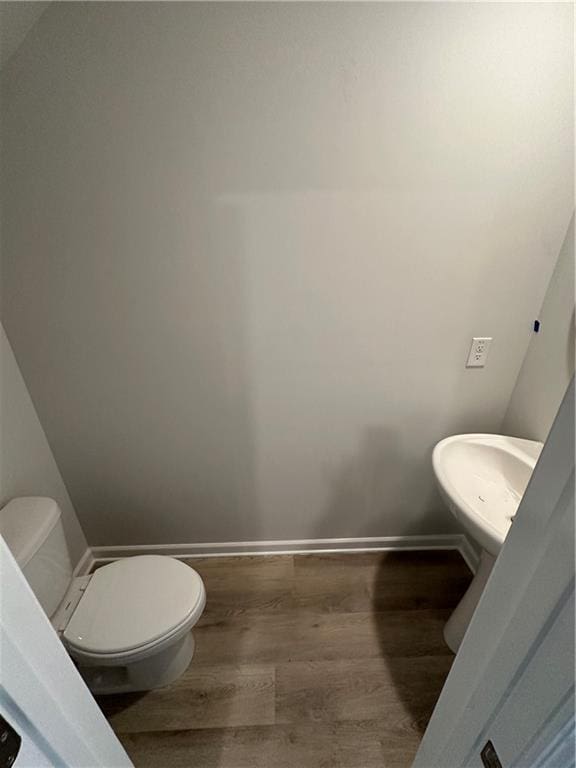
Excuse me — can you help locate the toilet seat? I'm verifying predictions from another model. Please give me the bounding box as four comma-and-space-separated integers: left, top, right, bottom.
63, 556, 205, 661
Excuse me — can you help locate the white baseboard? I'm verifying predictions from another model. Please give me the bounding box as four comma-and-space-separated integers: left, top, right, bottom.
90, 534, 477, 572
73, 546, 95, 577
459, 535, 480, 573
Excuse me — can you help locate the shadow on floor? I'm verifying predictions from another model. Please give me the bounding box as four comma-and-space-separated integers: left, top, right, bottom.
370, 548, 472, 738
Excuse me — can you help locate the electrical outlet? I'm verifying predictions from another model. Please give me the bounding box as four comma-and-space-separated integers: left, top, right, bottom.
466, 337, 492, 368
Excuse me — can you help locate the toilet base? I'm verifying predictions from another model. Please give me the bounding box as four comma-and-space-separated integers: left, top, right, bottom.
444, 549, 495, 653
77, 630, 196, 695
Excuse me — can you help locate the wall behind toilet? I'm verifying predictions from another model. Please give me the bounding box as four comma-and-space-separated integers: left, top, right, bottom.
503, 218, 575, 442
0, 324, 88, 566
0, 3, 573, 547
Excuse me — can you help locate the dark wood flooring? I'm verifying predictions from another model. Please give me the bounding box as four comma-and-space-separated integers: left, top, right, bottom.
98, 550, 471, 767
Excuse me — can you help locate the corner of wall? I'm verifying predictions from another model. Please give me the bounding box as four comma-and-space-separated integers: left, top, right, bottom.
502, 216, 575, 442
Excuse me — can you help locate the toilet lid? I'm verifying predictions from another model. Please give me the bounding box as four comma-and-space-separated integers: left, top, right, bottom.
64, 555, 205, 655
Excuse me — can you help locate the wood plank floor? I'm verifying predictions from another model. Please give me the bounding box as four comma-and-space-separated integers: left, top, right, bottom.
97, 551, 471, 767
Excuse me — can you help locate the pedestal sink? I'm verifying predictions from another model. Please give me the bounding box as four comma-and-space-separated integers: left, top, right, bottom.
433, 433, 543, 652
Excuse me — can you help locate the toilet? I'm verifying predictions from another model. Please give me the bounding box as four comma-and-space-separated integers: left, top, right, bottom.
0, 497, 206, 695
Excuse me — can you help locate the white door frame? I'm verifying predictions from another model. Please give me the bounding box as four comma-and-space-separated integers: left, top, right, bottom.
0, 537, 133, 767
414, 378, 575, 767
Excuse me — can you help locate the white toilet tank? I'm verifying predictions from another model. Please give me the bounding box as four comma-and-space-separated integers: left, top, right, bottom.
0, 497, 73, 617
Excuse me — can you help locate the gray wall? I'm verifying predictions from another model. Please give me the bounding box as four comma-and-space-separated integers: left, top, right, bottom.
0, 324, 88, 566
504, 218, 575, 442
1, 3, 573, 546
0, 1, 49, 66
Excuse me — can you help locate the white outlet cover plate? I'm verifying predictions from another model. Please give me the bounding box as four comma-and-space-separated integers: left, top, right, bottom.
466, 337, 492, 368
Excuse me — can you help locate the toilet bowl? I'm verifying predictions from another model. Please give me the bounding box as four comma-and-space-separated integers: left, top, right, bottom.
55, 554, 206, 694
0, 497, 206, 695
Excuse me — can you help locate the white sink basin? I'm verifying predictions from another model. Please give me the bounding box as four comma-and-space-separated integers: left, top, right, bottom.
432, 433, 543, 652
433, 434, 543, 556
